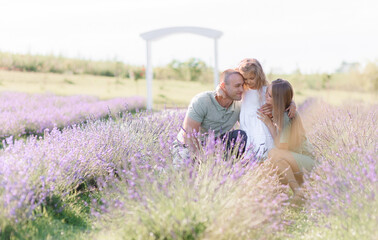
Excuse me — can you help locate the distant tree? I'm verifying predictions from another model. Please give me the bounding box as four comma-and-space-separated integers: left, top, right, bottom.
362, 61, 378, 91
336, 61, 360, 73
321, 74, 332, 89
186, 58, 206, 81
134, 66, 145, 81
167, 58, 207, 81
168, 60, 185, 80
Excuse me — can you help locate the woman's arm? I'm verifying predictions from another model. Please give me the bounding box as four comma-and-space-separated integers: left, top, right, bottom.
286, 101, 296, 118
259, 103, 273, 118
257, 110, 277, 139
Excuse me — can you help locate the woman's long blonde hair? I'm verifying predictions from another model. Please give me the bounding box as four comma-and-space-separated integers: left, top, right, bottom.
271, 79, 305, 150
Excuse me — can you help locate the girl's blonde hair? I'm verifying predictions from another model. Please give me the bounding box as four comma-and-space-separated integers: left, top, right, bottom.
237, 58, 268, 104
271, 79, 305, 150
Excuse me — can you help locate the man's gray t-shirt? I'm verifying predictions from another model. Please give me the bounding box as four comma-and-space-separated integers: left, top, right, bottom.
187, 91, 241, 137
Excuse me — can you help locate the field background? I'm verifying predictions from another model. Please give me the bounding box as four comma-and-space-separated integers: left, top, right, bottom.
0, 69, 376, 109
0, 52, 377, 240
1, 52, 377, 108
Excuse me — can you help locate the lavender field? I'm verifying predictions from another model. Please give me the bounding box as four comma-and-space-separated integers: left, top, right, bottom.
0, 92, 145, 139
0, 98, 377, 240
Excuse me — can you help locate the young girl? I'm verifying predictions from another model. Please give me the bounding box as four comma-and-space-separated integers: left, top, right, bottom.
257, 79, 315, 205
238, 58, 295, 158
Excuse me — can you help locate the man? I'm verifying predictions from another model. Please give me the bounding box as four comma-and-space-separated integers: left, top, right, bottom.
173, 69, 248, 162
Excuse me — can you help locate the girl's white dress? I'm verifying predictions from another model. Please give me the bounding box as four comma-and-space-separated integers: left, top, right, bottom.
240, 87, 274, 158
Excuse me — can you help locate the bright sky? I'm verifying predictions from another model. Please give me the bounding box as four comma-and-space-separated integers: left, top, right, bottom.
1, 0, 377, 73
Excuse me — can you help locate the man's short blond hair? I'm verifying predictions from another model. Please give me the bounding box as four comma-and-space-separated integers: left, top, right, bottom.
216, 69, 243, 97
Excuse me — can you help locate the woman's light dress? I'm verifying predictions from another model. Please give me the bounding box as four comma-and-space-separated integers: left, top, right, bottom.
240, 86, 274, 158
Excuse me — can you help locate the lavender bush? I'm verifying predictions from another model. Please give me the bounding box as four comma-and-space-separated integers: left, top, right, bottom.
92, 133, 288, 240
0, 108, 288, 239
292, 101, 378, 239
0, 98, 376, 239
0, 91, 145, 139
0, 110, 182, 223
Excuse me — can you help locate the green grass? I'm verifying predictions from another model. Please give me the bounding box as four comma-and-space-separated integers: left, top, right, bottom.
0, 70, 214, 109
1, 192, 95, 240
0, 183, 105, 240
278, 203, 378, 240
0, 70, 376, 110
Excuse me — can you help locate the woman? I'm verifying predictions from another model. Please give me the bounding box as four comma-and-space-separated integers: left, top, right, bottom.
257, 79, 316, 205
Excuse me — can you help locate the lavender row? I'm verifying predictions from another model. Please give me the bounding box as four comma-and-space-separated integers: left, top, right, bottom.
0, 108, 288, 238
300, 101, 377, 239
92, 131, 289, 239
0, 110, 184, 222
0, 91, 145, 138
0, 99, 376, 238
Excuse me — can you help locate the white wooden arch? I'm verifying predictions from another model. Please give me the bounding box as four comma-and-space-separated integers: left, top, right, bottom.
140, 26, 223, 110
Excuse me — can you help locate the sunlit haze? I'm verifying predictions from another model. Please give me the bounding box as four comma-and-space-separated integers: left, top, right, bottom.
1, 0, 377, 73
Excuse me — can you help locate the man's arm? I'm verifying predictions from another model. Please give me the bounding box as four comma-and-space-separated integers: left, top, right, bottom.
182, 116, 202, 153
